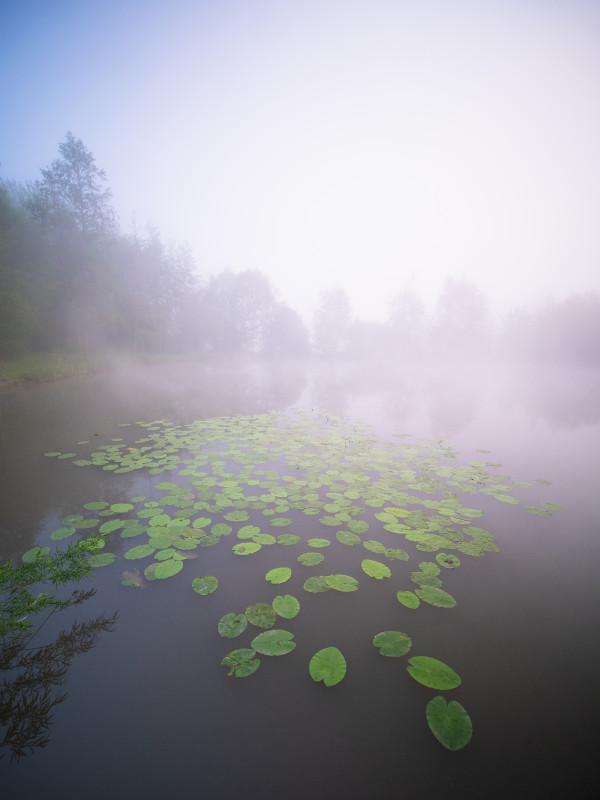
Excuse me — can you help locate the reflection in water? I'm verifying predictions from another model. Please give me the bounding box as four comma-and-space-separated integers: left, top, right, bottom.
0, 593, 117, 764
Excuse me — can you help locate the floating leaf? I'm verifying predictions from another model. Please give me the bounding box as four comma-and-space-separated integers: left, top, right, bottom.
272, 594, 300, 619
211, 523, 232, 536
121, 568, 144, 587
253, 533, 277, 545
307, 538, 331, 548
407, 656, 461, 689
221, 648, 260, 677
232, 542, 262, 555
245, 603, 276, 628
297, 552, 325, 566
361, 559, 391, 580
436, 553, 461, 569
218, 613, 248, 638
396, 590, 420, 609
373, 630, 412, 657
270, 517, 292, 527
111, 503, 134, 513
303, 576, 332, 593
363, 539, 387, 554
22, 546, 50, 563
237, 525, 260, 538
415, 586, 457, 608
324, 574, 359, 592
84, 502, 109, 510
192, 575, 218, 595
426, 696, 472, 751
50, 526, 76, 541
336, 530, 361, 546
276, 533, 301, 545
154, 559, 184, 579
88, 552, 117, 567
224, 510, 249, 521
309, 647, 346, 686
265, 567, 292, 584
251, 629, 296, 655
124, 544, 156, 560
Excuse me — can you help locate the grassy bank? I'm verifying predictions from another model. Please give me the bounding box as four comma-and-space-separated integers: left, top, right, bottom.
0, 351, 199, 385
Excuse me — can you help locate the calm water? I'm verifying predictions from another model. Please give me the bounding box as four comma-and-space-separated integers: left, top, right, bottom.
1, 358, 599, 799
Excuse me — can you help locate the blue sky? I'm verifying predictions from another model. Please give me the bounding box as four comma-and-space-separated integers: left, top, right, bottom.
2, 0, 599, 322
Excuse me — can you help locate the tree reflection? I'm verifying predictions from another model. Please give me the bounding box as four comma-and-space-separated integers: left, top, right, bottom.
0, 590, 117, 764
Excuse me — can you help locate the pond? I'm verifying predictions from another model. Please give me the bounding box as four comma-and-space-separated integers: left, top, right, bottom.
1, 357, 599, 799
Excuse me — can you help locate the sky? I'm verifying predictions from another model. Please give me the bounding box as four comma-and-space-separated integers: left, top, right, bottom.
2, 0, 599, 323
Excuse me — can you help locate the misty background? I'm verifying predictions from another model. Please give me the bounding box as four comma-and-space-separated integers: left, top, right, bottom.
1, 0, 599, 363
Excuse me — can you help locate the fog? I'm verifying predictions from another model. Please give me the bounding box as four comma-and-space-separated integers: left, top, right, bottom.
2, 0, 600, 331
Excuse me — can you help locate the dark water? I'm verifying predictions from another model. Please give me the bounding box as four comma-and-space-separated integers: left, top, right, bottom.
1, 358, 599, 799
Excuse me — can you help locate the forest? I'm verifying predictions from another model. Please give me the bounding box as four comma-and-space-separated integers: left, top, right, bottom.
1, 133, 599, 367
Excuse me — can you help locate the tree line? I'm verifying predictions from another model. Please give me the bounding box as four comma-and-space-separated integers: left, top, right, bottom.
1, 133, 598, 365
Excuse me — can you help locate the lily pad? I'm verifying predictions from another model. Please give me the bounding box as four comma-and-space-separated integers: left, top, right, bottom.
426, 695, 473, 750
436, 552, 461, 569
221, 648, 260, 677
265, 567, 292, 584
218, 612, 248, 638
232, 542, 262, 555
307, 538, 331, 548
270, 517, 292, 527
361, 559, 391, 580
22, 546, 50, 563
415, 586, 457, 608
297, 552, 325, 566
88, 552, 117, 567
407, 656, 461, 689
272, 594, 300, 619
303, 576, 332, 593
124, 543, 156, 560
396, 590, 420, 609
373, 630, 412, 657
276, 533, 301, 545
324, 574, 359, 592
154, 558, 184, 579
336, 530, 361, 546
192, 575, 218, 595
245, 602, 276, 628
309, 647, 346, 686
251, 629, 296, 655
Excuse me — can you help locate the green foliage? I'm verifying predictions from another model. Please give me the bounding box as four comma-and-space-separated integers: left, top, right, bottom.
218, 613, 248, 638
272, 595, 300, 619
221, 648, 260, 677
0, 538, 101, 642
309, 647, 346, 686
250, 629, 296, 656
425, 696, 473, 750
406, 656, 462, 690
372, 631, 412, 657
192, 575, 218, 595
265, 567, 292, 584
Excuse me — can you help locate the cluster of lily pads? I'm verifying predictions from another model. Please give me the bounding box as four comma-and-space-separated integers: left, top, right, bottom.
42, 408, 559, 751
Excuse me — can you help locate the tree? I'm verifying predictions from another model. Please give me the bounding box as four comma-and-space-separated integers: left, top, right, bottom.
312, 287, 352, 356
26, 132, 116, 234
430, 278, 491, 359
198, 269, 277, 352
263, 302, 310, 356
387, 288, 427, 359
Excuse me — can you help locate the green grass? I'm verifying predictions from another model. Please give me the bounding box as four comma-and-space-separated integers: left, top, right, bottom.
0, 352, 105, 383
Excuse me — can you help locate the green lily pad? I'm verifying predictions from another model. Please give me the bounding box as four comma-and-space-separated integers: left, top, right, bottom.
192, 575, 218, 595
309, 647, 346, 686
363, 539, 387, 554
396, 590, 420, 609
272, 594, 300, 619
245, 602, 276, 628
270, 517, 292, 527
307, 538, 331, 548
211, 523, 232, 536
336, 530, 361, 546
361, 559, 391, 580
237, 525, 260, 538
303, 576, 332, 593
426, 696, 473, 750
407, 656, 461, 689
50, 526, 76, 541
111, 503, 134, 513
221, 648, 260, 677
436, 552, 461, 568
22, 546, 50, 563
276, 533, 301, 545
373, 630, 412, 657
218, 613, 248, 638
324, 574, 359, 592
265, 567, 292, 584
88, 552, 117, 567
297, 552, 325, 566
84, 501, 109, 510
224, 510, 249, 521
415, 586, 457, 608
154, 558, 184, 579
232, 542, 262, 555
124, 543, 156, 560
253, 533, 277, 545
251, 629, 296, 655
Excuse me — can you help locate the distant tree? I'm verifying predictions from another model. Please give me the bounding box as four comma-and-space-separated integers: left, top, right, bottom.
430, 278, 491, 359
312, 287, 352, 356
263, 302, 310, 356
533, 292, 600, 364
497, 306, 535, 361
198, 269, 276, 352
387, 288, 427, 358
346, 320, 390, 361
26, 132, 116, 234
